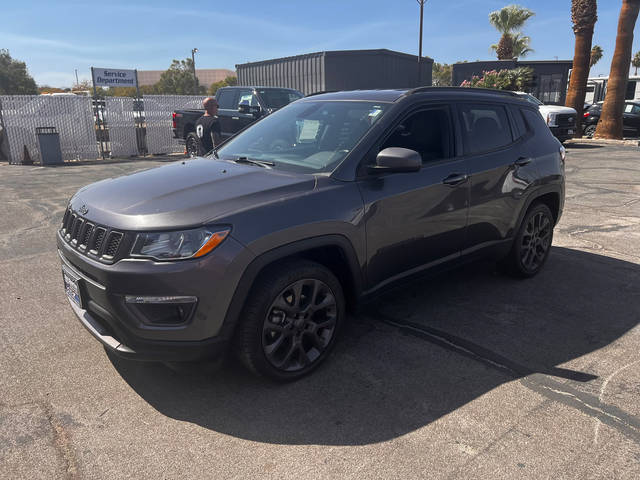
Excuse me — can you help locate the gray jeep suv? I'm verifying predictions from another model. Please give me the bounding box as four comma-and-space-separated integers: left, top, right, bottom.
58, 87, 565, 380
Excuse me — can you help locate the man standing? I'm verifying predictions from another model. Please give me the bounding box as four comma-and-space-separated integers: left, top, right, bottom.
194, 97, 222, 155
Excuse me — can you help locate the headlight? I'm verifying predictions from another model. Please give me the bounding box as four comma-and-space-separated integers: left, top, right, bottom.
546, 113, 556, 126
130, 227, 230, 260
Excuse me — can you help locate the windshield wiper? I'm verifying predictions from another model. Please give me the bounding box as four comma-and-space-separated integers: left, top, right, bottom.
233, 156, 275, 168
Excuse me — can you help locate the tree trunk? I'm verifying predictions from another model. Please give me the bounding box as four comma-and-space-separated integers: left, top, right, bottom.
496, 34, 514, 60
595, 0, 640, 139
565, 27, 594, 136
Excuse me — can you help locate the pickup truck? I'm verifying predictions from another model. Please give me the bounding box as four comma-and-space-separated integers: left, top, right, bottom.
514, 92, 578, 143
173, 86, 304, 156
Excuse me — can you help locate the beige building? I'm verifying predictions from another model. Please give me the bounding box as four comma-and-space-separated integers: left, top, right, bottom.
137, 69, 236, 88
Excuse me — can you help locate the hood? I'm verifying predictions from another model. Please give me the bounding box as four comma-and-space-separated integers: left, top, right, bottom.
538, 105, 577, 116
69, 158, 316, 230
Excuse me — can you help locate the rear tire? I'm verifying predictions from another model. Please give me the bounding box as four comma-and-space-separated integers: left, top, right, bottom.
500, 203, 554, 278
584, 125, 596, 138
235, 259, 345, 381
185, 132, 202, 157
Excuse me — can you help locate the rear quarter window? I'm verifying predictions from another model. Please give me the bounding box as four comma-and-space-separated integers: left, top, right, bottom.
521, 108, 550, 133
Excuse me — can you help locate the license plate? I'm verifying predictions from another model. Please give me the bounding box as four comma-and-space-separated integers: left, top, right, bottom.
62, 266, 82, 309
568, 129, 575, 134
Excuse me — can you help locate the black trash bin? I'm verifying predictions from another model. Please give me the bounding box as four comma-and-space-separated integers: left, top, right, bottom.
36, 127, 63, 165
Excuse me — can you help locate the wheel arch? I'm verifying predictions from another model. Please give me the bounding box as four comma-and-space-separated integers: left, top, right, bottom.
222, 235, 364, 336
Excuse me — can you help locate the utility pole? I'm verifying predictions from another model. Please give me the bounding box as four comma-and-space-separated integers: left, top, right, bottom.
417, 0, 427, 86
191, 48, 199, 95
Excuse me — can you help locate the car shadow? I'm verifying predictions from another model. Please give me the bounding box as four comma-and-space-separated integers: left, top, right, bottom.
108, 247, 639, 446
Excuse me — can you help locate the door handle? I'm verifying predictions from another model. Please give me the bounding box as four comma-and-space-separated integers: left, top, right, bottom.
514, 156, 532, 167
231, 116, 240, 120
442, 173, 468, 186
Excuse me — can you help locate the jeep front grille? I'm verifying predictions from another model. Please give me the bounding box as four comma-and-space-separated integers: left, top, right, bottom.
60, 208, 125, 263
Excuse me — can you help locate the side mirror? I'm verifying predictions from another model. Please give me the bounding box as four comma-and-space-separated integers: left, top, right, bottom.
368, 147, 421, 174
238, 103, 262, 116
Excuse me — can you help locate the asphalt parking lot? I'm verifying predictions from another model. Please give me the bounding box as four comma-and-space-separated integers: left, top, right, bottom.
1, 143, 639, 479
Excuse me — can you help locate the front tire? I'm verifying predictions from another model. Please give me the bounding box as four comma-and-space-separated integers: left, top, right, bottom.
501, 203, 554, 278
235, 260, 345, 381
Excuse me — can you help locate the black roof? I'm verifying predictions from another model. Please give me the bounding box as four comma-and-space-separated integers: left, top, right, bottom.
300, 87, 528, 104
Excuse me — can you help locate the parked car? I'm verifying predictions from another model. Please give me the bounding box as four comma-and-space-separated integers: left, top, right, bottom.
173, 86, 304, 156
59, 87, 565, 381
582, 101, 640, 138
514, 92, 578, 143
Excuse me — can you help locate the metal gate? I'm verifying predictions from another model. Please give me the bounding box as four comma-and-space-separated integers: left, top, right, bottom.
0, 95, 98, 164
104, 97, 139, 157
144, 95, 203, 154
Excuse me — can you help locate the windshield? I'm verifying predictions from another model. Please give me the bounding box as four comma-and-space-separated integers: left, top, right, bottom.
216, 100, 389, 174
256, 88, 303, 109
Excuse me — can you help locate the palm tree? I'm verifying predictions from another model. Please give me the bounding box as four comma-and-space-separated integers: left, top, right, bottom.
632, 50, 640, 75
590, 45, 604, 67
512, 33, 534, 58
489, 5, 535, 59
491, 32, 533, 58
595, 0, 640, 139
565, 0, 597, 137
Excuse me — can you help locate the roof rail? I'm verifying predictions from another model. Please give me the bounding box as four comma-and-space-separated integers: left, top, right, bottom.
403, 86, 520, 98
305, 90, 339, 97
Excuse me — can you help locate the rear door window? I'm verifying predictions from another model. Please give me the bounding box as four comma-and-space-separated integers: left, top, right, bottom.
458, 104, 513, 155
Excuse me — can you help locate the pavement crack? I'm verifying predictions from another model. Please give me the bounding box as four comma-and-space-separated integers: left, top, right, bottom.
371, 312, 640, 444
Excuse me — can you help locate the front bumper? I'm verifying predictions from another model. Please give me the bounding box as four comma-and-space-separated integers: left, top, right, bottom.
549, 126, 576, 142
57, 230, 252, 361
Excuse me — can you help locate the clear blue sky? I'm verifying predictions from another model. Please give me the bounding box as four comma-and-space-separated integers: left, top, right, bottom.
2, 0, 638, 87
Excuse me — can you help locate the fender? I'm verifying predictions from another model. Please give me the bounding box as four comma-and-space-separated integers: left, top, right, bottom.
220, 234, 364, 337
516, 184, 564, 231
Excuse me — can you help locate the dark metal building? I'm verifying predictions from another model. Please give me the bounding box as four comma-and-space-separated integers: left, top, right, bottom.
452, 60, 573, 105
236, 49, 433, 95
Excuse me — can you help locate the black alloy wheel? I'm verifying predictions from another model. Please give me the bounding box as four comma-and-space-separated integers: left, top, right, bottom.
520, 210, 552, 272
236, 260, 345, 381
501, 203, 554, 278
584, 125, 596, 138
262, 279, 337, 372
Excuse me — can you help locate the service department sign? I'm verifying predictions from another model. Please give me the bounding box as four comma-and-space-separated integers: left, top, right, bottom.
91, 67, 137, 88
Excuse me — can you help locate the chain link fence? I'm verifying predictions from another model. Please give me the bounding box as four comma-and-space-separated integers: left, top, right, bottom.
143, 95, 203, 154
0, 94, 205, 164
0, 95, 98, 164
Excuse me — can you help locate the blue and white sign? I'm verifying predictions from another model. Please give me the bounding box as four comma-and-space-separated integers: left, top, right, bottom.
92, 68, 137, 88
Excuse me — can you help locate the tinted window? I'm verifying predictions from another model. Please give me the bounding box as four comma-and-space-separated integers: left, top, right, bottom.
459, 104, 512, 154
522, 108, 549, 132
256, 89, 304, 109
381, 108, 451, 163
237, 89, 259, 108
510, 106, 527, 138
217, 89, 237, 109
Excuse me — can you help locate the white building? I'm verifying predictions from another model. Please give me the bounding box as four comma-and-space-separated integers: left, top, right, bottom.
585, 75, 640, 103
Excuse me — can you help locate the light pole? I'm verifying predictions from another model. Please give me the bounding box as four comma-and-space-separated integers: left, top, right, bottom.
417, 0, 427, 86
191, 48, 199, 95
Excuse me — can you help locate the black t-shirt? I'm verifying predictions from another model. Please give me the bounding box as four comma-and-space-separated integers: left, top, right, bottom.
195, 115, 221, 153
